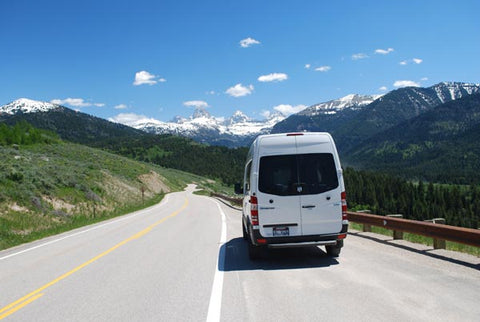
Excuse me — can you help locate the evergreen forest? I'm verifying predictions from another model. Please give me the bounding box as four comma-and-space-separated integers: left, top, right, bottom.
344, 168, 480, 229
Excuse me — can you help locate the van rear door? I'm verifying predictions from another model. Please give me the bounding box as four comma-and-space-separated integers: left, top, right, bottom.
256, 136, 302, 238
295, 136, 342, 235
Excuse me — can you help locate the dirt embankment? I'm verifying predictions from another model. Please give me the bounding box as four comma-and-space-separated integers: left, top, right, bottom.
6, 170, 171, 216
138, 170, 171, 195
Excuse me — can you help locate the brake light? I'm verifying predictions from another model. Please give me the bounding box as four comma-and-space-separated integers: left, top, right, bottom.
286, 133, 304, 136
338, 234, 347, 239
341, 191, 348, 221
250, 196, 259, 226
256, 238, 267, 244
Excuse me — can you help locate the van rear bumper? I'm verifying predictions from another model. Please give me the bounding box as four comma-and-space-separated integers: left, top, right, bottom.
267, 240, 337, 248
250, 224, 348, 247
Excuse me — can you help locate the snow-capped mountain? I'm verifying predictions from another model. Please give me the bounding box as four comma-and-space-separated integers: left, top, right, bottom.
272, 81, 480, 152
298, 94, 383, 116
433, 81, 480, 103
116, 94, 382, 145
0, 98, 60, 115
0, 98, 144, 144
2, 82, 479, 148
117, 107, 285, 146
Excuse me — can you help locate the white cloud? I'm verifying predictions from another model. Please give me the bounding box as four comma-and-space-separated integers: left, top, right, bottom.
400, 58, 423, 65
315, 66, 331, 72
261, 110, 272, 119
352, 53, 369, 60
421, 77, 429, 81
114, 104, 128, 110
239, 37, 260, 48
133, 70, 166, 86
50, 98, 104, 108
183, 100, 209, 108
379, 86, 388, 91
109, 113, 154, 126
304, 64, 311, 69
258, 73, 288, 82
225, 83, 254, 97
375, 48, 394, 55
393, 80, 420, 88
273, 104, 307, 116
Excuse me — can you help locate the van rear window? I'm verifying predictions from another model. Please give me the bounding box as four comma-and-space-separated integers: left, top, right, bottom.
259, 153, 339, 196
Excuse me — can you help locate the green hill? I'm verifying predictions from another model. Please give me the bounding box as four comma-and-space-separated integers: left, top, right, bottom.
345, 94, 480, 184
0, 133, 217, 250
94, 134, 248, 186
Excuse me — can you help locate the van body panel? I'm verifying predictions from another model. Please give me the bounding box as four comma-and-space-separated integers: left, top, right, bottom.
257, 195, 302, 237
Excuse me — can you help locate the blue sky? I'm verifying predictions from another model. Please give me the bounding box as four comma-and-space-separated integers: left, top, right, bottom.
1, 0, 479, 122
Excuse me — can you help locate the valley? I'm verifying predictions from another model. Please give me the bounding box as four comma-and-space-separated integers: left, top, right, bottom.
1, 81, 480, 250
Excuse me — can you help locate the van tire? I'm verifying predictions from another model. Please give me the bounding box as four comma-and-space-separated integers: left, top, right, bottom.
248, 242, 262, 260
326, 240, 343, 257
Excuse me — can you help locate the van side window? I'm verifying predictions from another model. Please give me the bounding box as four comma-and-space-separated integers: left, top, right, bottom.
259, 153, 338, 196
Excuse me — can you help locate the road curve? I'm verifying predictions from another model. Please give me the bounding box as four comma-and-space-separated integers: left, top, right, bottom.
1, 185, 479, 321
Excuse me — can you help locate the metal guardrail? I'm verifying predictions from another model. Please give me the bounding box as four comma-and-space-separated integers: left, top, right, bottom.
210, 193, 480, 249
210, 193, 242, 206
347, 211, 480, 248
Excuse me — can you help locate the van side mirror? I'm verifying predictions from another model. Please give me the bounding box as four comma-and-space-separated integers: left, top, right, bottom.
234, 183, 244, 194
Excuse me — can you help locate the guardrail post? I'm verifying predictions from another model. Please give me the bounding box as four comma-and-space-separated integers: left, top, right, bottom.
357, 210, 372, 232
424, 218, 446, 249
386, 214, 404, 239
362, 224, 372, 232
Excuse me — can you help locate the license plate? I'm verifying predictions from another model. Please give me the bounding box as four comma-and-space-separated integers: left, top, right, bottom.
273, 227, 289, 237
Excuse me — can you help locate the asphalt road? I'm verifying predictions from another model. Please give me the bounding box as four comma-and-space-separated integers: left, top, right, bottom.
1, 185, 479, 321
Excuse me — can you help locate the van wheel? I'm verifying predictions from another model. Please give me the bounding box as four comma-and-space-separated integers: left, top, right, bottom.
248, 242, 262, 260
326, 240, 343, 257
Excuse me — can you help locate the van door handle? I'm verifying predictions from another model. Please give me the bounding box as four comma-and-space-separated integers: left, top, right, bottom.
302, 205, 316, 209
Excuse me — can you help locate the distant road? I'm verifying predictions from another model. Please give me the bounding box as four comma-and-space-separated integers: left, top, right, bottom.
1, 185, 479, 321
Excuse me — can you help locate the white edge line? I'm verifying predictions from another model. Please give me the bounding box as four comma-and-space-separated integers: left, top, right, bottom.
206, 201, 227, 322
0, 194, 171, 261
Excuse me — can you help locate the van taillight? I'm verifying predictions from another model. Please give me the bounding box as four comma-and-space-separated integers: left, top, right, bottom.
250, 196, 259, 226
341, 191, 348, 222
286, 133, 304, 136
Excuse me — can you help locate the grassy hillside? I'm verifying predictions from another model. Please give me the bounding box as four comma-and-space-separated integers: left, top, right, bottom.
0, 140, 218, 250
94, 134, 248, 185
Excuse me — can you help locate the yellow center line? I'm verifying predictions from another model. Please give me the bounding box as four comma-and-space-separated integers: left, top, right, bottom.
0, 197, 189, 320
0, 294, 44, 320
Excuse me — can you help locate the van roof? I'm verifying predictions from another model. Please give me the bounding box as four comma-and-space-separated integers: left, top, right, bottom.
256, 132, 333, 142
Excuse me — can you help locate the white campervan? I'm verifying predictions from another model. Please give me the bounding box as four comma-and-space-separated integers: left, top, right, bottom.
237, 132, 348, 259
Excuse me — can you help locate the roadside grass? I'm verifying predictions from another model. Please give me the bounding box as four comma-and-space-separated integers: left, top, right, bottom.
193, 179, 234, 196
349, 222, 480, 257
0, 142, 221, 251
0, 193, 165, 250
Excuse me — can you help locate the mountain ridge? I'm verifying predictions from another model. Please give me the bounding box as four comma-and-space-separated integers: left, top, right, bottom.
111, 107, 285, 147
272, 82, 480, 152
0, 100, 145, 144
344, 93, 480, 183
